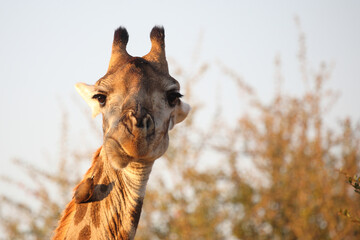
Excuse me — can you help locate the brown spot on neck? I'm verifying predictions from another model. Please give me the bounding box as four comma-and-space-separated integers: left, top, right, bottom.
91, 201, 101, 228
74, 204, 88, 226
78, 224, 91, 240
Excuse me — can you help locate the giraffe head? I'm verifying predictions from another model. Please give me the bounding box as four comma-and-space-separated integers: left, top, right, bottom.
75, 26, 190, 168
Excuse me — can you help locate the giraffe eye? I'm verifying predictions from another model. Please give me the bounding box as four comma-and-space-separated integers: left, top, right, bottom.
92, 94, 107, 107
166, 91, 183, 107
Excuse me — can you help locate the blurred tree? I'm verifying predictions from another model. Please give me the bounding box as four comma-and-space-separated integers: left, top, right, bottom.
0, 111, 95, 239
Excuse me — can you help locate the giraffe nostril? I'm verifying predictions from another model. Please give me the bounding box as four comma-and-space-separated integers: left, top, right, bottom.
122, 113, 135, 135
136, 114, 154, 130
146, 117, 151, 129
144, 114, 155, 133
123, 112, 154, 135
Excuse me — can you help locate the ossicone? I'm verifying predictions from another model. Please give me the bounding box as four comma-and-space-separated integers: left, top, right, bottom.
108, 26, 131, 73
150, 26, 165, 48
113, 26, 129, 47
143, 25, 168, 74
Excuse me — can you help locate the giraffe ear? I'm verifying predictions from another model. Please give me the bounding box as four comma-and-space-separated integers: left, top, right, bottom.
169, 100, 191, 130
75, 83, 101, 118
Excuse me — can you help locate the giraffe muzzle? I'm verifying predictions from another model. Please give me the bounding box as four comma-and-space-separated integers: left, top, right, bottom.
122, 110, 155, 138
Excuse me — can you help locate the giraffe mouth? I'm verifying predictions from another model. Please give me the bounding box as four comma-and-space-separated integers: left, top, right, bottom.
103, 119, 168, 162
105, 125, 154, 160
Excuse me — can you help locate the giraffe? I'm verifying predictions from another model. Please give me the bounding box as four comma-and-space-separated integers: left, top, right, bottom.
52, 26, 190, 240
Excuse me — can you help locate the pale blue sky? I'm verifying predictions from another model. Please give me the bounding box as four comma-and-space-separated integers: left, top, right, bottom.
0, 0, 359, 191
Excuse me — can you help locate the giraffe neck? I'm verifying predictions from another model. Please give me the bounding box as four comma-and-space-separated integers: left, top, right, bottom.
104, 152, 154, 239
120, 159, 154, 200
53, 147, 154, 240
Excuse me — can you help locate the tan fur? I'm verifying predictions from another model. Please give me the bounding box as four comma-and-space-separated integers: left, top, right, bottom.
53, 148, 102, 239
52, 26, 190, 240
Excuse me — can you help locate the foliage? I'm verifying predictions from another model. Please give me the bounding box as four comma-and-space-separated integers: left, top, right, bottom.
0, 111, 99, 240
339, 172, 360, 225
1, 29, 360, 239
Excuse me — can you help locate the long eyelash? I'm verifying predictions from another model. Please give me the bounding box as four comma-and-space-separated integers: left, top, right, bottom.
92, 94, 104, 99
173, 92, 183, 98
